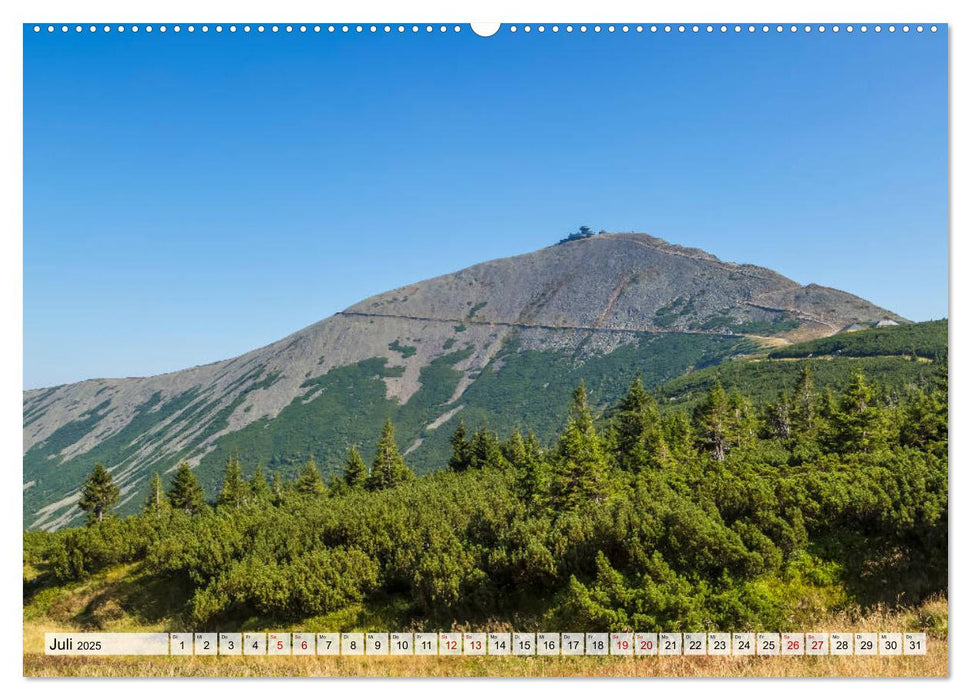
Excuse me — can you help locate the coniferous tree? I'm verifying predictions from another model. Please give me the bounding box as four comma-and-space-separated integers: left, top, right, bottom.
271, 472, 285, 505
167, 461, 206, 515
901, 368, 947, 456
816, 387, 841, 449
502, 429, 528, 469
217, 454, 247, 508
611, 375, 670, 471
142, 472, 167, 518
448, 419, 472, 472
367, 418, 413, 491
249, 465, 271, 501
469, 425, 507, 470
295, 455, 325, 495
78, 463, 120, 524
343, 446, 368, 488
664, 410, 695, 457
726, 388, 757, 450
764, 390, 792, 441
792, 363, 815, 436
694, 382, 730, 461
516, 431, 549, 509
550, 381, 610, 509
834, 368, 887, 453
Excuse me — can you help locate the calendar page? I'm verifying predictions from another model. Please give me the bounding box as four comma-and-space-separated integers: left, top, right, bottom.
21, 5, 948, 682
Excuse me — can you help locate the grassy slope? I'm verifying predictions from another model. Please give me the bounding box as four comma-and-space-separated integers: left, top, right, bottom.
23, 563, 947, 677
768, 320, 947, 360
24, 649, 948, 678
655, 320, 946, 410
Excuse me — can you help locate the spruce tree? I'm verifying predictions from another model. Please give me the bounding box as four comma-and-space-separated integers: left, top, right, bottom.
664, 410, 694, 456
217, 453, 247, 508
142, 472, 167, 518
78, 463, 120, 524
271, 472, 285, 505
167, 461, 206, 514
469, 425, 506, 470
694, 381, 730, 461
765, 390, 792, 441
611, 374, 669, 471
502, 429, 528, 469
516, 431, 549, 509
295, 455, 325, 495
792, 363, 815, 436
726, 388, 757, 450
249, 465, 271, 501
834, 368, 887, 453
448, 419, 472, 472
550, 382, 610, 509
343, 446, 368, 488
367, 418, 413, 491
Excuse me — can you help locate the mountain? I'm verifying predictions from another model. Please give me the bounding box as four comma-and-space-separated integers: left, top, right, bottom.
653, 319, 946, 410
23, 232, 906, 529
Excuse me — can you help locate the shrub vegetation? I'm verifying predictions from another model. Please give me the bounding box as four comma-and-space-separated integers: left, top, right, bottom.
24, 358, 947, 632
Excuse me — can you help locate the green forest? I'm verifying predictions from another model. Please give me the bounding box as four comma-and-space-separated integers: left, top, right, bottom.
24, 325, 947, 633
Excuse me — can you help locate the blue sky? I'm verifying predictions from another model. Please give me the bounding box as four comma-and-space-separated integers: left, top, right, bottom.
24, 25, 948, 389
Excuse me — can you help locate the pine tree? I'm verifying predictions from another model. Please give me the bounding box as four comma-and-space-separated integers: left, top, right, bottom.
792, 363, 815, 436
167, 461, 206, 514
901, 388, 947, 452
664, 410, 694, 456
834, 368, 887, 453
611, 374, 670, 471
550, 382, 610, 509
448, 419, 472, 472
217, 453, 247, 508
516, 431, 549, 509
271, 473, 285, 505
295, 455, 325, 495
249, 465, 271, 501
693, 382, 730, 461
726, 388, 757, 450
469, 425, 506, 470
142, 472, 167, 518
343, 446, 368, 488
78, 463, 120, 524
502, 429, 527, 469
367, 418, 413, 491
764, 390, 792, 441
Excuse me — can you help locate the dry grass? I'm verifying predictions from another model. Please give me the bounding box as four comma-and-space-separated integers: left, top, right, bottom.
23, 649, 947, 678
23, 562, 948, 678
23, 597, 948, 678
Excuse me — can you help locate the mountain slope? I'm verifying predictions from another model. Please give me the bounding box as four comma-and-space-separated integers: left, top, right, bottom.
23, 233, 905, 529
654, 319, 946, 410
